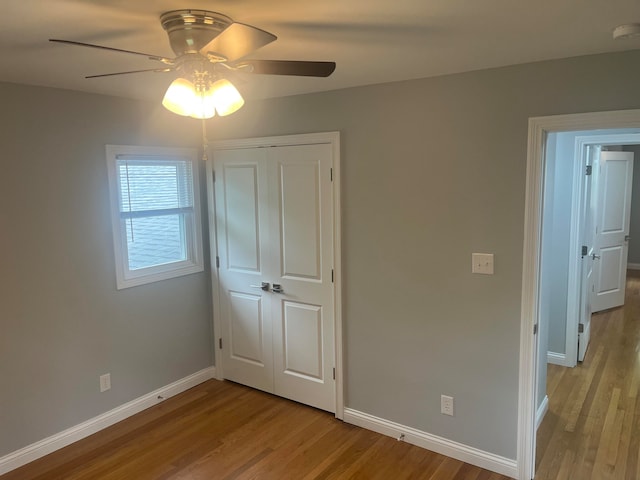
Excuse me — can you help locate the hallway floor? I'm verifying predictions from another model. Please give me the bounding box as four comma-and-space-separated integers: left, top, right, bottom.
536, 270, 640, 479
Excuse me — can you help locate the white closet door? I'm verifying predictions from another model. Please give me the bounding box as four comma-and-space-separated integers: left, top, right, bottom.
213, 142, 336, 412
268, 144, 335, 412
214, 148, 274, 393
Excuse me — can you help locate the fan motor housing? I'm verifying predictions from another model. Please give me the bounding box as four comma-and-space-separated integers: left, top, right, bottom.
160, 10, 232, 56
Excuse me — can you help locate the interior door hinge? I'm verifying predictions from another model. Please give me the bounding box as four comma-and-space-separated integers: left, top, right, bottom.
330, 168, 333, 181
212, 171, 216, 183
533, 324, 538, 335
331, 269, 334, 283
219, 338, 223, 349
586, 165, 592, 176
216, 256, 220, 268
333, 367, 336, 380
578, 323, 584, 333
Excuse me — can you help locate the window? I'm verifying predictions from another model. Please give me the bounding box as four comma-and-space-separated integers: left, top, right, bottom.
106, 145, 203, 289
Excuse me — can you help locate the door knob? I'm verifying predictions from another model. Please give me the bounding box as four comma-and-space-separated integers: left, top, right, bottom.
250, 282, 270, 291
591, 253, 601, 260
625, 235, 631, 242
272, 283, 284, 294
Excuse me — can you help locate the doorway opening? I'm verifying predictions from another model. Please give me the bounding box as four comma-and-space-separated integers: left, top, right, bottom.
541, 134, 638, 372
535, 135, 639, 477
517, 110, 640, 480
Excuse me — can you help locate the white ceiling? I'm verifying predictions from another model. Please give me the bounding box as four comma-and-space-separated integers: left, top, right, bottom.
2, 0, 640, 102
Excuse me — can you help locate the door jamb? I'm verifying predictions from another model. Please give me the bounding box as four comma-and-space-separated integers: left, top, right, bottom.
519, 110, 640, 480
205, 131, 344, 420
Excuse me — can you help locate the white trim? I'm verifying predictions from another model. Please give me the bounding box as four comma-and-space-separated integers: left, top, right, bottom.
205, 157, 224, 381
519, 109, 640, 480
0, 367, 216, 476
212, 131, 340, 150
343, 408, 517, 479
330, 134, 344, 420
518, 115, 546, 480
208, 131, 344, 419
536, 396, 549, 431
628, 263, 640, 270
547, 351, 569, 366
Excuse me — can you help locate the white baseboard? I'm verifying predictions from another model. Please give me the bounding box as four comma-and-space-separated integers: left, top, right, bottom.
343, 408, 517, 479
547, 351, 569, 366
536, 395, 549, 431
627, 263, 640, 270
0, 366, 216, 476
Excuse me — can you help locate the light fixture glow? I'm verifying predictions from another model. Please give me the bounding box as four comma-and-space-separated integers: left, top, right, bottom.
211, 79, 245, 116
162, 75, 244, 120
190, 88, 216, 119
162, 78, 197, 116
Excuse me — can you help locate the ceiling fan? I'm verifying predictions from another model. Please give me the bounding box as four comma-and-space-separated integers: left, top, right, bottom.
49, 9, 336, 119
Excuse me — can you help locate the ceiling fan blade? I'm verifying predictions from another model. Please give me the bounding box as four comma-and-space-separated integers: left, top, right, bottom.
85, 68, 173, 79
199, 23, 276, 62
236, 60, 336, 77
49, 39, 173, 63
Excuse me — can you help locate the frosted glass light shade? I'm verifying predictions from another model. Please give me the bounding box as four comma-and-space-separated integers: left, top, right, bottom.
162, 77, 243, 119
162, 78, 197, 116
211, 79, 245, 116
190, 88, 216, 119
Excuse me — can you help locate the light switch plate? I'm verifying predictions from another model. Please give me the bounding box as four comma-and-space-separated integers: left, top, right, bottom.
100, 373, 111, 392
472, 253, 494, 275
441, 395, 454, 416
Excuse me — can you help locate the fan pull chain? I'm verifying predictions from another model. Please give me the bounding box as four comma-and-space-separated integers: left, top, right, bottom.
201, 119, 209, 162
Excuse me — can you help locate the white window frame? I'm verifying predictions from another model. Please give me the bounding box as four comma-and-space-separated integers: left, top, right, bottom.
106, 144, 204, 289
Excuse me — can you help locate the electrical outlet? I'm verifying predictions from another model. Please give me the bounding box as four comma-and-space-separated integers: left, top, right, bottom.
100, 373, 111, 392
441, 395, 454, 416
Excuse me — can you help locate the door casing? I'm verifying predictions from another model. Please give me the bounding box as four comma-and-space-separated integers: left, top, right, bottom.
206, 131, 344, 420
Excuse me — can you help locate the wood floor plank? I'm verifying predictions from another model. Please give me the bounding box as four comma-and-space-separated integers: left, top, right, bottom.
564, 346, 605, 432
1, 380, 511, 480
536, 271, 640, 479
554, 449, 574, 480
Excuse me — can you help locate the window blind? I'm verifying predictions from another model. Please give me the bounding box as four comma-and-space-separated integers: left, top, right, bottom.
116, 156, 194, 217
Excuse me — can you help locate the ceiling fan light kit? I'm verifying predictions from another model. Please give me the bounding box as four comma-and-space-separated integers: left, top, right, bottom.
613, 23, 640, 40
160, 10, 233, 57
163, 76, 244, 119
49, 8, 336, 120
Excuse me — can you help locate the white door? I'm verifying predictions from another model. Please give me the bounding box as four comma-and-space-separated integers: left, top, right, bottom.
214, 143, 336, 413
214, 147, 273, 392
268, 144, 335, 411
591, 151, 634, 313
578, 145, 600, 362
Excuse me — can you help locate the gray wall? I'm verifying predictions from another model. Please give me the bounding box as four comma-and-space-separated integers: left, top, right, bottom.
208, 49, 640, 460
537, 132, 557, 408
542, 132, 573, 355
0, 84, 214, 456
4, 48, 640, 464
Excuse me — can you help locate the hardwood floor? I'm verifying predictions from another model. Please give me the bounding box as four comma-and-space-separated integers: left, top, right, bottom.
2, 380, 511, 480
535, 270, 640, 479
